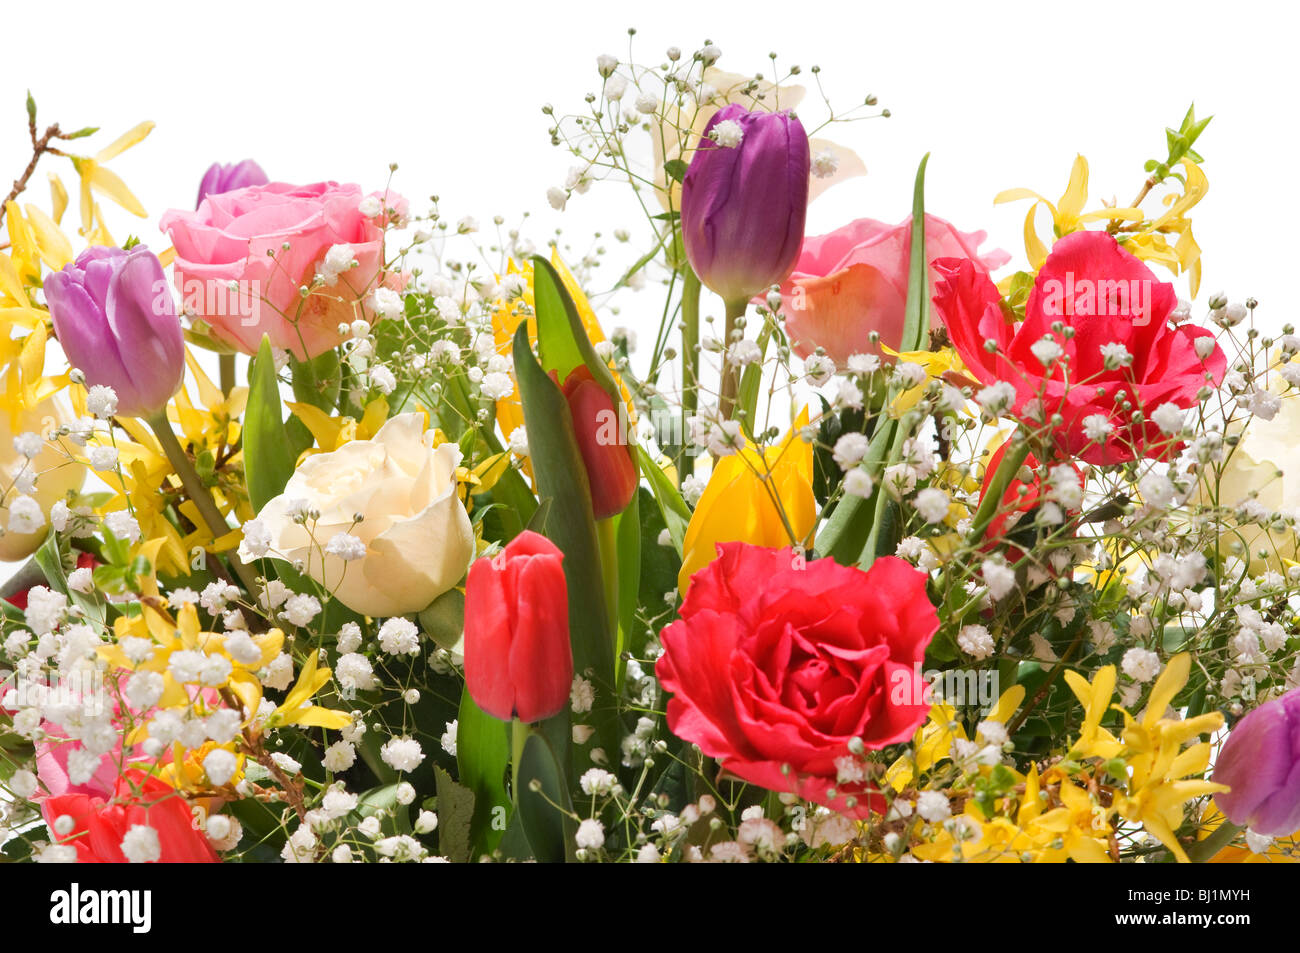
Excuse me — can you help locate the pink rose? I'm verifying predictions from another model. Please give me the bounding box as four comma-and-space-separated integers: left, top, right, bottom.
778, 214, 1009, 363
159, 182, 407, 360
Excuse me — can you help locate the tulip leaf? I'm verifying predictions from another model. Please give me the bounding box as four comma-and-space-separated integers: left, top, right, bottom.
512, 321, 619, 772
531, 255, 623, 409
516, 729, 576, 863
245, 336, 297, 512
636, 446, 689, 556
900, 154, 931, 355
455, 688, 511, 857
613, 490, 641, 679
824, 155, 932, 568
817, 418, 896, 565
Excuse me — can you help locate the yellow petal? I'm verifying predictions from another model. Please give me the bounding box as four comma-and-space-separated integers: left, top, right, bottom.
94, 120, 155, 162
87, 164, 147, 217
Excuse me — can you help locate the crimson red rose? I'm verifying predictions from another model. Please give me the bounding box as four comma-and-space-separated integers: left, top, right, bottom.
656, 543, 938, 817
933, 230, 1226, 464
42, 769, 219, 863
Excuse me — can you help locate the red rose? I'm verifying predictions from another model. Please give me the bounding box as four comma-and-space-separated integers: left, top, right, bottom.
42, 769, 219, 863
933, 230, 1226, 464
656, 543, 938, 817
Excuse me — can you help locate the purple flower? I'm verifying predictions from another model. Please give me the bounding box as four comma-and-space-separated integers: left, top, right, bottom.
1213, 687, 1300, 837
680, 105, 810, 304
44, 246, 185, 419
196, 160, 268, 208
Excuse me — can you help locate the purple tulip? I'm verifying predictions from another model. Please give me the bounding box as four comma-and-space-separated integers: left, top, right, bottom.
680, 104, 810, 304
44, 246, 185, 419
196, 159, 269, 208
1213, 687, 1300, 837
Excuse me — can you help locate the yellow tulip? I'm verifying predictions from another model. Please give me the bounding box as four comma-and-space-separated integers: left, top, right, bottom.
677, 407, 815, 595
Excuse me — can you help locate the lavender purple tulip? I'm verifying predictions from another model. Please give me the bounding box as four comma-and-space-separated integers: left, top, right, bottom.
43, 245, 185, 419
1213, 686, 1300, 837
196, 159, 268, 208
680, 104, 810, 305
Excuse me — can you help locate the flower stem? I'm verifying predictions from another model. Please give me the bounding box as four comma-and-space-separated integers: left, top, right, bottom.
219, 353, 237, 395
1185, 820, 1243, 863
147, 411, 259, 596
719, 297, 747, 420
596, 516, 619, 648
678, 268, 701, 481
510, 718, 528, 802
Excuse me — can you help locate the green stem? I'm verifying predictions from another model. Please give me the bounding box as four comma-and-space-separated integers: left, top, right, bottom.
719, 297, 747, 420
595, 516, 619, 645
148, 412, 260, 596
219, 353, 236, 395
1185, 820, 1243, 863
679, 268, 701, 482
510, 718, 528, 803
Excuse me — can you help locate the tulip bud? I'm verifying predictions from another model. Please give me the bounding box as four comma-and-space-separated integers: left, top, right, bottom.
1213, 687, 1300, 837
680, 104, 810, 305
44, 246, 185, 419
556, 365, 637, 520
464, 530, 573, 723
196, 159, 269, 208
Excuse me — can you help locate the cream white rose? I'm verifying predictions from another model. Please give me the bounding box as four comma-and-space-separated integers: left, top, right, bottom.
1212, 392, 1300, 571
251, 413, 474, 617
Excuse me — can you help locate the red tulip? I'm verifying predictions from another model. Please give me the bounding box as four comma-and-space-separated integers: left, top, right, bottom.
557, 365, 637, 520
464, 530, 573, 723
42, 769, 219, 863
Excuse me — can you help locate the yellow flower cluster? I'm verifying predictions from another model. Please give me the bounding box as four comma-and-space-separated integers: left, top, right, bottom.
885, 653, 1225, 863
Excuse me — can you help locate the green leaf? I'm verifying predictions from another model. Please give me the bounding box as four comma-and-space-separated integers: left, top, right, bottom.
289, 349, 341, 413
636, 446, 689, 556
531, 255, 624, 412
900, 154, 931, 354
816, 418, 896, 564
34, 533, 107, 625
244, 336, 297, 512
512, 322, 619, 770
63, 126, 99, 140
663, 158, 688, 183
515, 729, 576, 863
434, 766, 476, 864
455, 689, 511, 857
417, 587, 465, 654
613, 490, 641, 674
25, 90, 35, 126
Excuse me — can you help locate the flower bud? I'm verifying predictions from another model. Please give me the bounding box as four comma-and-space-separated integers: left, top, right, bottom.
557, 365, 637, 520
196, 159, 268, 207
464, 530, 573, 723
680, 104, 810, 305
43, 245, 185, 419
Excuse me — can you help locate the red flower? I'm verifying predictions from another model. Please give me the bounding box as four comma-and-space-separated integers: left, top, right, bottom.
556, 365, 638, 520
42, 770, 219, 863
463, 530, 573, 723
656, 543, 938, 817
933, 230, 1225, 464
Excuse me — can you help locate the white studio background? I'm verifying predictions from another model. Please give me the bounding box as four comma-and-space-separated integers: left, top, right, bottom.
2, 0, 1298, 585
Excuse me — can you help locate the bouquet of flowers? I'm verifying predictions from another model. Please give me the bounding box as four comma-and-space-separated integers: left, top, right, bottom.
2, 38, 1297, 865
